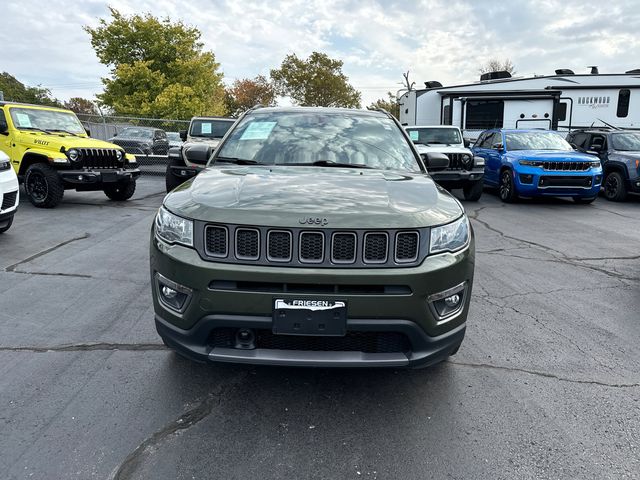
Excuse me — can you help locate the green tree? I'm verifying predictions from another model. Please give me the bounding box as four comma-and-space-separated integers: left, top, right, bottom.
270, 52, 361, 108
84, 8, 226, 119
225, 75, 276, 116
64, 97, 99, 115
0, 72, 61, 106
368, 91, 399, 118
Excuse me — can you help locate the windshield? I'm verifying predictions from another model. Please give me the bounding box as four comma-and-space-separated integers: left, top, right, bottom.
118, 128, 153, 139
505, 132, 573, 151
406, 127, 462, 145
167, 132, 181, 142
190, 119, 234, 138
611, 133, 640, 151
215, 111, 421, 171
9, 107, 85, 134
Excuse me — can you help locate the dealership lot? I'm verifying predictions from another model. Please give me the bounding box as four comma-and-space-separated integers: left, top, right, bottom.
1, 178, 639, 479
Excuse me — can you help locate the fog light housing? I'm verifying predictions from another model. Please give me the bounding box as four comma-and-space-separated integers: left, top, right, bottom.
156, 273, 192, 313
595, 175, 602, 184
428, 282, 467, 323
519, 173, 533, 184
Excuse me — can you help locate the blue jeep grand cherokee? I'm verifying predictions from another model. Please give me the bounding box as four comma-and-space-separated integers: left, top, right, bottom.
473, 129, 603, 203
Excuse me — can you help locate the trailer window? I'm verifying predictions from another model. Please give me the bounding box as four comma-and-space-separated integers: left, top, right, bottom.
465, 100, 504, 129
617, 90, 630, 118
557, 103, 567, 122
443, 105, 451, 125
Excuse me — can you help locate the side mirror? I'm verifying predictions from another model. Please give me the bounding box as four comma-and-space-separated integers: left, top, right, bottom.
183, 144, 211, 166
464, 138, 471, 147
421, 152, 450, 171
85, 128, 91, 137
112, 132, 117, 137
0, 119, 8, 135
179, 130, 188, 142
491, 142, 504, 152
590, 144, 603, 152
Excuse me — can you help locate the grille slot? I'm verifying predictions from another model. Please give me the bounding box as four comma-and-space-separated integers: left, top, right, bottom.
267, 230, 292, 262
363, 232, 388, 263
78, 148, 123, 169
542, 161, 590, 171
211, 328, 411, 354
299, 231, 324, 263
331, 232, 357, 264
1, 190, 18, 211
395, 232, 419, 262
235, 228, 260, 260
205, 226, 228, 257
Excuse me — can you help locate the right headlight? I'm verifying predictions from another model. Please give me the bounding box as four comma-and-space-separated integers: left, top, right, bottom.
430, 216, 470, 254
155, 206, 193, 247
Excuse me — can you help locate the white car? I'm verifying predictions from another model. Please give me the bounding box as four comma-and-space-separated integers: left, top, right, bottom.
0, 150, 19, 233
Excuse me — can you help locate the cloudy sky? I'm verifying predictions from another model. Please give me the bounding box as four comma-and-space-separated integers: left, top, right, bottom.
2, 0, 639, 107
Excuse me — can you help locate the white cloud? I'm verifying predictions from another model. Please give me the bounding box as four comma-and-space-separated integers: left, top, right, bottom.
2, 0, 639, 109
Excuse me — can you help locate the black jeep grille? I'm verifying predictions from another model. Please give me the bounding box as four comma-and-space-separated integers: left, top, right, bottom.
542, 161, 590, 171
396, 232, 419, 262
332, 233, 356, 263
205, 226, 228, 257
235, 228, 260, 259
78, 148, 123, 169
211, 328, 411, 354
1, 190, 18, 210
268, 231, 292, 261
299, 232, 324, 263
364, 233, 388, 263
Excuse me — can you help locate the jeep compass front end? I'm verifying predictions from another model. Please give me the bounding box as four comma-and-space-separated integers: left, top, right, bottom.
150, 107, 475, 368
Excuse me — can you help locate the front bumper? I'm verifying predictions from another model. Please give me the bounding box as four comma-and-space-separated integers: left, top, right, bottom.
60, 168, 140, 189
514, 167, 602, 197
430, 168, 484, 188
150, 231, 475, 368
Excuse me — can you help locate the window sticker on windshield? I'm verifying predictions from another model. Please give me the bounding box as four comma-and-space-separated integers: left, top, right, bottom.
15, 113, 32, 128
240, 121, 276, 140
201, 123, 212, 134
409, 130, 419, 141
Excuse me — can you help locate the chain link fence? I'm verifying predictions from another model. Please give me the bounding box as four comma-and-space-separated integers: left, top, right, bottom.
76, 113, 190, 176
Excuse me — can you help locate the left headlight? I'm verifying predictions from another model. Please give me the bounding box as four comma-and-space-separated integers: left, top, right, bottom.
155, 206, 193, 247
67, 148, 81, 162
116, 150, 123, 160
430, 216, 470, 254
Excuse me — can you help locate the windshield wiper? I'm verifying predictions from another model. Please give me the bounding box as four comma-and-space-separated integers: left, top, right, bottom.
215, 157, 263, 165
46, 129, 80, 137
18, 126, 52, 135
305, 160, 373, 169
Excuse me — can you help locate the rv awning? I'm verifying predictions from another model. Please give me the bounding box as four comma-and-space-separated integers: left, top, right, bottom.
439, 89, 562, 98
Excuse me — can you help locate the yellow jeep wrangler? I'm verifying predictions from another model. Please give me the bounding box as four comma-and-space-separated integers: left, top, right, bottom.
0, 102, 140, 208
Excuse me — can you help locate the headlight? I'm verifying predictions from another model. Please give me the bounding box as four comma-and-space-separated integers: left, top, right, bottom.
0, 158, 10, 171
430, 216, 470, 254
461, 154, 473, 169
155, 206, 193, 247
519, 160, 543, 167
474, 156, 485, 167
590, 160, 601, 168
116, 150, 123, 160
67, 148, 80, 162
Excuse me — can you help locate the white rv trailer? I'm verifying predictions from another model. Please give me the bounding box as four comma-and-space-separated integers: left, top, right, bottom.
399, 69, 640, 139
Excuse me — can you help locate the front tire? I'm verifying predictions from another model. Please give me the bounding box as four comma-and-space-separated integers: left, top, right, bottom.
104, 181, 136, 201
24, 163, 65, 208
603, 171, 628, 202
462, 180, 483, 201
498, 169, 517, 203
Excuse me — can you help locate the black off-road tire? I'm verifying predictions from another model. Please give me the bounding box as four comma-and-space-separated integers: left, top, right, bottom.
462, 180, 483, 201
573, 196, 597, 204
603, 171, 628, 202
498, 169, 518, 203
0, 215, 13, 234
165, 157, 186, 192
104, 180, 136, 201
24, 163, 65, 208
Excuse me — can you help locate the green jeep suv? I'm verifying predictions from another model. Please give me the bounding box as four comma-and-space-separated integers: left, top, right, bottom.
150, 107, 475, 368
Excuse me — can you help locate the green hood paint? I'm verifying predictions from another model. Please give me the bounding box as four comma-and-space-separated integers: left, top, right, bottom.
163, 166, 464, 229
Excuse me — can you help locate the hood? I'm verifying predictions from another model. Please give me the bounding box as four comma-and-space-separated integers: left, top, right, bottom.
18, 131, 123, 151
507, 150, 596, 162
415, 143, 470, 154
185, 137, 222, 147
163, 166, 463, 229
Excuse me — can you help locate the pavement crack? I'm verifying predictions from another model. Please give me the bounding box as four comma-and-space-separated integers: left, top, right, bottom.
109, 371, 249, 480
5, 233, 90, 273
449, 360, 640, 388
8, 270, 93, 278
0, 343, 167, 353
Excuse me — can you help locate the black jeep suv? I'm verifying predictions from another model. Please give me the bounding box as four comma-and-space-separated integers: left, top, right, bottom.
566, 129, 640, 201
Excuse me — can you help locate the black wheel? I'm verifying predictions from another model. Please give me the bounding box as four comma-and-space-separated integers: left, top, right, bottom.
24, 163, 64, 208
603, 171, 628, 202
104, 181, 136, 201
165, 157, 187, 192
0, 215, 13, 234
462, 180, 483, 201
498, 169, 517, 203
573, 196, 596, 204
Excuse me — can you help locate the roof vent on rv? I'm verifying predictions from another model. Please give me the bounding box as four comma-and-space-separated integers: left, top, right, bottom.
479, 70, 512, 81
555, 69, 574, 75
424, 81, 443, 89
588, 66, 599, 74
625, 68, 640, 74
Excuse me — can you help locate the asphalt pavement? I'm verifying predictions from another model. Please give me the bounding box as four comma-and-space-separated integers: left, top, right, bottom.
1, 178, 639, 480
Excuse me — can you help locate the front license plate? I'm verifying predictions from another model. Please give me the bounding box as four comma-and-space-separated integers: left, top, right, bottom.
273, 299, 347, 336
101, 172, 118, 183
